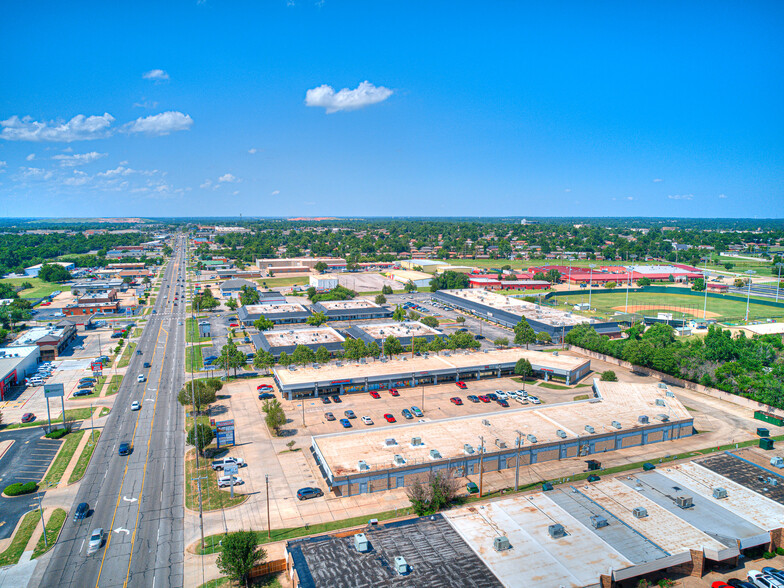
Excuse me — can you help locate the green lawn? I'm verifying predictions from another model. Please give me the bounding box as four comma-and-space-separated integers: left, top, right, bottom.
562, 289, 784, 322
118, 342, 137, 368
198, 576, 281, 588
32, 508, 66, 559
99, 407, 111, 418
0, 510, 40, 566
257, 276, 309, 288
0, 277, 63, 300
68, 430, 100, 484
3, 407, 97, 430
43, 430, 85, 486
187, 318, 211, 343
186, 344, 207, 372
103, 374, 123, 396
185, 450, 247, 512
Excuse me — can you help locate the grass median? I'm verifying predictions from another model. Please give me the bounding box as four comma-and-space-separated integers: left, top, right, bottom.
32, 508, 66, 559
68, 430, 101, 484
102, 374, 123, 396
3, 406, 98, 430
187, 318, 211, 343
186, 344, 205, 373
185, 450, 246, 512
0, 510, 40, 566
43, 430, 85, 486
118, 342, 137, 368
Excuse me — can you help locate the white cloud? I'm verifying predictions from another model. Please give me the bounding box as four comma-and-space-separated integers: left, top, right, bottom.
200, 180, 212, 189
18, 167, 54, 180
248, 148, 257, 154
142, 69, 169, 81
62, 170, 90, 186
218, 173, 238, 183
305, 81, 393, 113
626, 196, 634, 201
52, 151, 107, 167
653, 178, 663, 183
0, 161, 6, 173
232, 190, 239, 195
0, 113, 115, 142
667, 194, 693, 200
97, 165, 135, 177
26, 153, 35, 161
123, 111, 193, 135
564, 188, 571, 193
271, 190, 280, 195
133, 99, 159, 109
718, 193, 727, 199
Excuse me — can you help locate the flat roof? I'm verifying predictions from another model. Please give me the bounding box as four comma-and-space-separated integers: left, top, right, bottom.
263, 327, 345, 347
316, 299, 380, 310
0, 346, 39, 376
244, 303, 308, 314
275, 348, 589, 387
446, 493, 633, 588
355, 321, 441, 339
742, 322, 784, 335
441, 289, 592, 327
389, 270, 433, 281
312, 381, 688, 477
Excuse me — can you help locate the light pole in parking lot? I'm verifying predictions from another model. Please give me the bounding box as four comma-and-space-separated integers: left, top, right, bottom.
266, 474, 271, 540
36, 482, 51, 549
588, 264, 596, 310
514, 431, 523, 492
744, 270, 756, 322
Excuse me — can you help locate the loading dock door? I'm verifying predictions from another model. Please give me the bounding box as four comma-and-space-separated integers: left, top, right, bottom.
359, 482, 368, 493
396, 476, 404, 488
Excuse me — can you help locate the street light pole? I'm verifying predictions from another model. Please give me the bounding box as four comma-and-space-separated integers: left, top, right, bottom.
37, 483, 49, 548
514, 431, 523, 492
703, 272, 709, 320
776, 263, 783, 304
266, 474, 271, 541
478, 436, 485, 498
745, 270, 756, 322
588, 264, 596, 309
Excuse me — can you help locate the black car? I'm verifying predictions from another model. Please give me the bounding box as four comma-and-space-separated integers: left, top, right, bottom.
321, 396, 331, 404
486, 393, 498, 401
143, 362, 150, 368
258, 392, 275, 400
467, 395, 480, 403
73, 389, 93, 397
331, 395, 342, 403
296, 487, 324, 501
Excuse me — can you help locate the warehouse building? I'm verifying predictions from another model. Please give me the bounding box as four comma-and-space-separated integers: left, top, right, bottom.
24, 261, 75, 277
70, 279, 125, 296
432, 288, 622, 341
467, 276, 550, 290
238, 302, 312, 326
273, 347, 590, 400
251, 326, 346, 359
219, 278, 258, 298
63, 300, 121, 317
9, 324, 77, 361
256, 257, 347, 273
0, 345, 41, 400
309, 274, 339, 291
386, 269, 433, 288
310, 380, 693, 496
310, 299, 393, 322
345, 321, 444, 348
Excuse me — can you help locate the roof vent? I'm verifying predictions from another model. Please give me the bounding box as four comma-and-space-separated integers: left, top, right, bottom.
676, 496, 693, 509
354, 533, 370, 552
393, 454, 406, 466
527, 434, 538, 444
394, 556, 409, 576
655, 399, 666, 407
556, 430, 567, 439
633, 507, 648, 518
358, 460, 370, 471
713, 487, 728, 499
657, 414, 669, 422
666, 390, 674, 397
463, 444, 475, 455
584, 425, 595, 434
611, 420, 622, 429
411, 437, 423, 446
482, 419, 491, 426
495, 439, 507, 449
384, 438, 397, 447
657, 382, 668, 389
548, 524, 566, 539
590, 515, 609, 529
493, 536, 512, 551
638, 415, 649, 424
429, 449, 442, 460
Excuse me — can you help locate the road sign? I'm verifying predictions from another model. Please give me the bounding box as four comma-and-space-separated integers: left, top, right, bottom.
223, 464, 239, 476
43, 384, 64, 398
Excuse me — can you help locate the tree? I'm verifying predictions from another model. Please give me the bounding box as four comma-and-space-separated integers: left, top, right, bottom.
314, 261, 328, 273
429, 271, 468, 292
408, 310, 420, 321
494, 337, 509, 347
225, 298, 238, 311
306, 311, 328, 326
177, 380, 217, 412
38, 263, 72, 283
142, 276, 151, 285
262, 399, 286, 435
253, 317, 274, 331
428, 336, 445, 352
724, 262, 735, 270
215, 341, 247, 376
216, 530, 267, 588
375, 294, 387, 305
239, 286, 260, 305
19, 281, 33, 291
514, 358, 533, 381
600, 370, 618, 381
536, 331, 551, 344
367, 341, 381, 357
513, 318, 536, 349
533, 271, 546, 281
306, 286, 317, 300
292, 344, 316, 365
186, 423, 214, 457
253, 349, 275, 371
455, 316, 466, 324
605, 281, 617, 289
406, 471, 459, 516
637, 277, 652, 287
692, 278, 706, 292
404, 280, 418, 293
420, 316, 439, 329
392, 305, 406, 322
315, 346, 331, 363
668, 274, 675, 283
545, 269, 561, 284
383, 335, 404, 356
381, 284, 393, 295
277, 351, 292, 366
122, 275, 133, 285
412, 337, 429, 354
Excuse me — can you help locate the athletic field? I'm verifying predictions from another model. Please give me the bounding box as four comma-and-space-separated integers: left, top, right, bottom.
554, 290, 784, 322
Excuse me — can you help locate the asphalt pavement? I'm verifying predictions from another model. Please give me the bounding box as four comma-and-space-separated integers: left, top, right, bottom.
39, 237, 187, 588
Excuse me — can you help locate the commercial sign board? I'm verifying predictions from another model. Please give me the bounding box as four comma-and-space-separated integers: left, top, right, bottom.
223, 463, 239, 476
216, 419, 235, 449
43, 383, 65, 398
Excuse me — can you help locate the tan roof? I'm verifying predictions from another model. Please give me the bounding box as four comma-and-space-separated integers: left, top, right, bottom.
245, 303, 308, 314
357, 322, 441, 339
264, 327, 344, 347
317, 299, 379, 310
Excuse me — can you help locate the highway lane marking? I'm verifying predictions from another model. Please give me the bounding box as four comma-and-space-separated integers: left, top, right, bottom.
122, 496, 137, 503
94, 263, 173, 588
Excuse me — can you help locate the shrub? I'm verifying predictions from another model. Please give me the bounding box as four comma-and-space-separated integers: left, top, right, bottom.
45, 429, 68, 439
763, 551, 776, 559
600, 370, 618, 382
776, 547, 784, 556
4, 482, 38, 496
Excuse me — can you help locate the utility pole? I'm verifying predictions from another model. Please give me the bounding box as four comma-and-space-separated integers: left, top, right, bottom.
514, 431, 523, 492
302, 395, 305, 427
266, 474, 271, 540
37, 483, 49, 548
588, 263, 596, 310
478, 435, 485, 498
193, 475, 207, 548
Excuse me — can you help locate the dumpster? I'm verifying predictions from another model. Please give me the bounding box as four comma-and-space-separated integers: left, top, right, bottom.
761, 438, 775, 451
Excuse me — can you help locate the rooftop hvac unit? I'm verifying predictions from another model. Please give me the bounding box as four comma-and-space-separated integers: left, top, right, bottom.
655, 399, 666, 407
495, 439, 507, 449
429, 449, 442, 460
527, 434, 538, 444
666, 390, 675, 397
556, 430, 567, 439
411, 437, 423, 446
553, 351, 559, 356
463, 444, 475, 455
548, 524, 566, 539
493, 536, 512, 551
713, 487, 728, 499
633, 507, 648, 518
585, 425, 595, 434
354, 533, 370, 553
638, 415, 649, 424
657, 382, 668, 389
393, 455, 406, 466
482, 419, 491, 426
394, 556, 409, 576
771, 456, 784, 469
657, 414, 669, 422
676, 496, 693, 509
358, 460, 370, 471
590, 515, 609, 529
385, 438, 397, 447
612, 421, 622, 429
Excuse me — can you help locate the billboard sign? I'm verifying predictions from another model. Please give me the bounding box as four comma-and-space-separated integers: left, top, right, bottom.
43, 383, 65, 398
216, 419, 235, 449
223, 463, 239, 476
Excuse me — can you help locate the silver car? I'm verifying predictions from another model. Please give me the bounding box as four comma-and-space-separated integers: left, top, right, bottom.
87, 528, 104, 555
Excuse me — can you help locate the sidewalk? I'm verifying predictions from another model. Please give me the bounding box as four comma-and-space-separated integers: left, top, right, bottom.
57, 428, 99, 488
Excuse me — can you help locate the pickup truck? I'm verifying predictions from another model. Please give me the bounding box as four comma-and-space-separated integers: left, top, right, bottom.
211, 457, 246, 471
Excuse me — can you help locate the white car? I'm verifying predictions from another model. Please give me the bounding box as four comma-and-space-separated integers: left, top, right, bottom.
496, 391, 508, 400
87, 528, 104, 555
137, 374, 145, 383
748, 570, 784, 588
528, 396, 541, 405
131, 401, 141, 411
217, 476, 243, 488
361, 416, 374, 426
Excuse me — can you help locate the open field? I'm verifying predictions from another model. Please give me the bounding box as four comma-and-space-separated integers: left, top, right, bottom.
0, 277, 63, 299
257, 276, 310, 288
562, 290, 784, 321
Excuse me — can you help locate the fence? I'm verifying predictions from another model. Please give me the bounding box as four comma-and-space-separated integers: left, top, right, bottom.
249, 558, 287, 579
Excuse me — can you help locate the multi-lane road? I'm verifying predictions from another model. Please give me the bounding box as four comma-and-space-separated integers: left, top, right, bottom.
41, 237, 187, 587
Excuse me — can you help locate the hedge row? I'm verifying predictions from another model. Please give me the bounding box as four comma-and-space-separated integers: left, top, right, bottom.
4, 482, 38, 496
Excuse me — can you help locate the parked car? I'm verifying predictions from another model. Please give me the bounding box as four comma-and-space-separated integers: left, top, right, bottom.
21, 413, 35, 423
74, 502, 89, 522
383, 413, 396, 423
467, 395, 479, 403
258, 392, 275, 400
401, 408, 413, 420
344, 410, 356, 419
727, 579, 760, 588
528, 396, 541, 404
87, 528, 104, 555
211, 457, 246, 470
369, 391, 380, 399
478, 395, 490, 403
73, 389, 93, 397
321, 396, 332, 404
411, 406, 423, 417
455, 381, 467, 389
496, 391, 508, 399
296, 487, 323, 501
325, 412, 335, 421
450, 397, 463, 405
131, 401, 141, 411
204, 355, 218, 362
361, 416, 374, 426
217, 476, 243, 488
79, 378, 96, 384
389, 388, 400, 396
331, 395, 342, 403
118, 442, 131, 456
486, 393, 498, 401
466, 482, 479, 494
748, 571, 784, 588
77, 383, 94, 389
257, 384, 273, 390
497, 399, 509, 407
339, 418, 352, 428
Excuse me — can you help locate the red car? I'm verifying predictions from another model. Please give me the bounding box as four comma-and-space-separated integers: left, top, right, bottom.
41, 301, 51, 306
450, 397, 463, 405
383, 413, 396, 423
257, 384, 273, 390
455, 381, 467, 389
389, 388, 399, 397
229, 323, 239, 328
369, 391, 380, 399
478, 395, 490, 403
21, 413, 35, 423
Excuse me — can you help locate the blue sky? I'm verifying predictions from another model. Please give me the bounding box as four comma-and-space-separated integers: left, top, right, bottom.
1, 1, 782, 218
